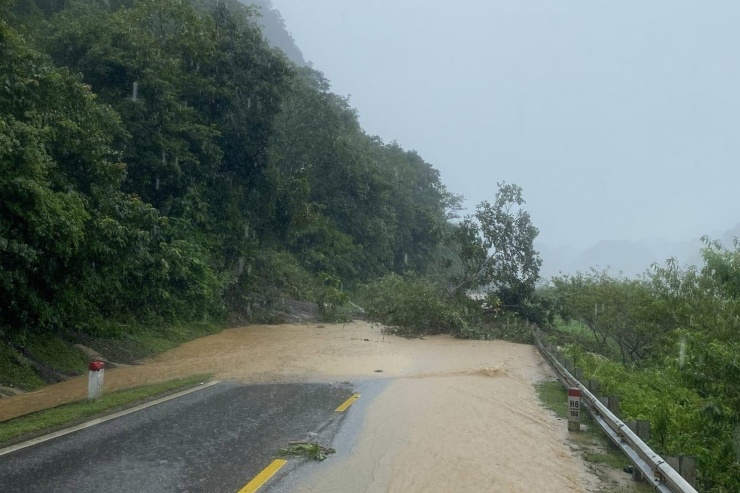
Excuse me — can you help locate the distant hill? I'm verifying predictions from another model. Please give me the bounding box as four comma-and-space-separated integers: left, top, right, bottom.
242, 0, 307, 66
575, 240, 658, 277
538, 223, 740, 279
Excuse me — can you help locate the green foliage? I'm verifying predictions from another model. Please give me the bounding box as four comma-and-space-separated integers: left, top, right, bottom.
535, 380, 568, 419
289, 214, 359, 282
447, 183, 541, 298
0, 16, 120, 332
228, 249, 318, 323
278, 442, 335, 461
458, 312, 534, 344
560, 346, 740, 492
1, 0, 462, 345
360, 273, 471, 336
118, 320, 223, 354
0, 0, 476, 393
0, 343, 45, 390
12, 334, 88, 375
317, 274, 349, 323
444, 183, 542, 331
548, 242, 740, 492
551, 271, 671, 364
360, 273, 539, 343
581, 450, 630, 472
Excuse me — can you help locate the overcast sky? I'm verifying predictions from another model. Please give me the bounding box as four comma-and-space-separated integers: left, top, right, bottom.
271, 0, 740, 248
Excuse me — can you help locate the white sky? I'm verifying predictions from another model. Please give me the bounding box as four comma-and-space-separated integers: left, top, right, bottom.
271, 0, 740, 248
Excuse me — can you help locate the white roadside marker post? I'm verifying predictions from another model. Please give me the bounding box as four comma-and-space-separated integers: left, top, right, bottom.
88, 360, 105, 400
568, 388, 581, 431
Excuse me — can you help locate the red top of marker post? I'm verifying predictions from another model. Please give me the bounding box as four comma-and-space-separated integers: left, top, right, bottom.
568, 388, 581, 397
89, 361, 105, 371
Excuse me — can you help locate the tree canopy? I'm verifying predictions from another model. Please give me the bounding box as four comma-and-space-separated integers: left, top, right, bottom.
0, 0, 478, 335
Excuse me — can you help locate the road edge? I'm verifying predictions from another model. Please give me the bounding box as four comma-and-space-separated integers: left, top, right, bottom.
0, 380, 221, 457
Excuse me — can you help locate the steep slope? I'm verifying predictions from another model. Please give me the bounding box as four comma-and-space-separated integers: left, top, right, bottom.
242, 0, 307, 66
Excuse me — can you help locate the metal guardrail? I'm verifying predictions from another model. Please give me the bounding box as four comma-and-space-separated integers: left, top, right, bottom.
533, 329, 699, 493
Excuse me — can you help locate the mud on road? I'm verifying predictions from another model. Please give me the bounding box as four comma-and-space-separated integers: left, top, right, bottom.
1, 321, 598, 492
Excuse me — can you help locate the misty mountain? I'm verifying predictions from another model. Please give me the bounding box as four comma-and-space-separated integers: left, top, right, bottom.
538, 223, 740, 279
242, 0, 307, 66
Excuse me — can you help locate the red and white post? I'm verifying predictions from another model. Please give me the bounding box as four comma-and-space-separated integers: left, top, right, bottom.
568, 387, 581, 431
88, 360, 105, 400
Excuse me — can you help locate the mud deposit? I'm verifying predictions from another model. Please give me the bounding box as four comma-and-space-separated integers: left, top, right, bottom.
0, 321, 596, 491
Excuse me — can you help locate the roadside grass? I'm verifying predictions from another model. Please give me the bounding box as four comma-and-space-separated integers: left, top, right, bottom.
21, 334, 89, 375
0, 320, 224, 391
126, 321, 224, 355
535, 380, 653, 493
0, 374, 212, 445
0, 344, 45, 390
582, 444, 631, 471
535, 380, 568, 419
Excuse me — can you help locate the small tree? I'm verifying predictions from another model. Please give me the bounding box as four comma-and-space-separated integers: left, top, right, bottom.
448, 183, 541, 308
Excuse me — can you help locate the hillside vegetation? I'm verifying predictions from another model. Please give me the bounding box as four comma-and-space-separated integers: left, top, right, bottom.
544, 240, 740, 492
0, 0, 459, 383
1, 0, 546, 392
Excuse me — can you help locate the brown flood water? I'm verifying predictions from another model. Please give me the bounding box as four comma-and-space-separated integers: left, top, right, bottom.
0, 321, 596, 492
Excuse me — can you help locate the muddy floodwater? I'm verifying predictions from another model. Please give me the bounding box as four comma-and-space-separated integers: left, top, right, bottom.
1, 322, 596, 491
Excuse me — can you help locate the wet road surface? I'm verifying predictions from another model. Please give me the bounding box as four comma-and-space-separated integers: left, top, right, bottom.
0, 323, 599, 492
0, 381, 354, 493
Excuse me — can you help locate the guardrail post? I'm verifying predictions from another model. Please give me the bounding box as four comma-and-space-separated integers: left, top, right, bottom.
637, 420, 651, 440
598, 396, 621, 419
598, 396, 621, 418
587, 379, 600, 396
565, 359, 575, 374
574, 367, 584, 382
666, 455, 697, 487
627, 420, 652, 481
627, 420, 651, 441
607, 395, 621, 419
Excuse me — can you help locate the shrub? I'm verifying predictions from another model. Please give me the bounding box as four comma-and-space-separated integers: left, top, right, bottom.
359, 273, 471, 336
317, 273, 350, 322
459, 312, 534, 344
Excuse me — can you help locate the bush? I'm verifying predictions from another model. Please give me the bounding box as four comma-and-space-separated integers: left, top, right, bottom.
317, 274, 350, 322
561, 345, 739, 493
359, 273, 471, 336
459, 312, 534, 344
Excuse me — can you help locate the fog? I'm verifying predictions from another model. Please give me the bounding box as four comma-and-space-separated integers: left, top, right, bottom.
270, 0, 740, 263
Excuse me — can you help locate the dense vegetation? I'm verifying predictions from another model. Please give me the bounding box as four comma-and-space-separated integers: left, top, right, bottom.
0, 0, 451, 315
361, 182, 543, 343
0, 0, 473, 381
1, 0, 548, 388
5, 3, 734, 490
545, 240, 740, 492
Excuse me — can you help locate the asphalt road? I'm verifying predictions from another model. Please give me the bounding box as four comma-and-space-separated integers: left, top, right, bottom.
0, 381, 356, 493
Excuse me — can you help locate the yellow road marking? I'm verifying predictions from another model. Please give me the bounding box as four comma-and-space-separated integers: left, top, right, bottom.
238, 459, 287, 493
335, 393, 361, 412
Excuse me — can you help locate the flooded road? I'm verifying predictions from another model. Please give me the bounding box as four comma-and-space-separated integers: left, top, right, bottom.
282, 372, 592, 493
0, 322, 596, 491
